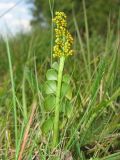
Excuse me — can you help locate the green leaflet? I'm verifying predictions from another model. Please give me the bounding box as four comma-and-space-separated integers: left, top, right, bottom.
46, 69, 58, 81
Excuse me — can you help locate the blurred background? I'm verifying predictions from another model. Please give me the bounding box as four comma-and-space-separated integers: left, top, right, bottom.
0, 0, 120, 35
0, 0, 120, 74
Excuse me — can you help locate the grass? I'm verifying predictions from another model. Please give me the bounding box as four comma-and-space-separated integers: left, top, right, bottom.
0, 6, 120, 160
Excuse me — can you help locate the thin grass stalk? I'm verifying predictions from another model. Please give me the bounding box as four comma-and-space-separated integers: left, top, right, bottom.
49, 0, 54, 66
83, 0, 91, 82
6, 38, 18, 159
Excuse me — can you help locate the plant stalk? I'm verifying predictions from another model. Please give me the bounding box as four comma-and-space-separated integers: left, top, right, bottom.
53, 56, 65, 147
6, 38, 18, 159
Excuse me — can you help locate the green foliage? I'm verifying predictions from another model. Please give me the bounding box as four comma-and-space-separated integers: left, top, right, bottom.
46, 69, 58, 81
62, 74, 71, 84
52, 62, 59, 71
0, 3, 120, 159
30, 0, 120, 33
44, 95, 56, 112
42, 117, 54, 134
44, 80, 57, 94
61, 82, 72, 100
42, 62, 73, 136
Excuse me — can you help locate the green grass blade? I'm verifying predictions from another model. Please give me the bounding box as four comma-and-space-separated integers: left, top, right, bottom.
5, 38, 18, 159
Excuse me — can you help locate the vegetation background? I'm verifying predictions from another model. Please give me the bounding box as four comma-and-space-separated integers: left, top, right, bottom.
0, 0, 120, 159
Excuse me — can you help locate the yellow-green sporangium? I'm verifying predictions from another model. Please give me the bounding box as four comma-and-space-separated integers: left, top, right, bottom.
53, 12, 74, 57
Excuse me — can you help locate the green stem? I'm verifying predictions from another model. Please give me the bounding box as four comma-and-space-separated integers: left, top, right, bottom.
53, 56, 65, 147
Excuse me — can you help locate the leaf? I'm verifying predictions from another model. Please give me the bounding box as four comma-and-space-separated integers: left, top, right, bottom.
46, 69, 58, 81
61, 83, 72, 100
44, 81, 56, 94
42, 117, 53, 134
44, 95, 56, 112
52, 62, 59, 71
63, 74, 71, 84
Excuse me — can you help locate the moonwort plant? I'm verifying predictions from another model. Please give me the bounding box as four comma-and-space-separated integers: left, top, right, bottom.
42, 12, 74, 148
53, 11, 74, 146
